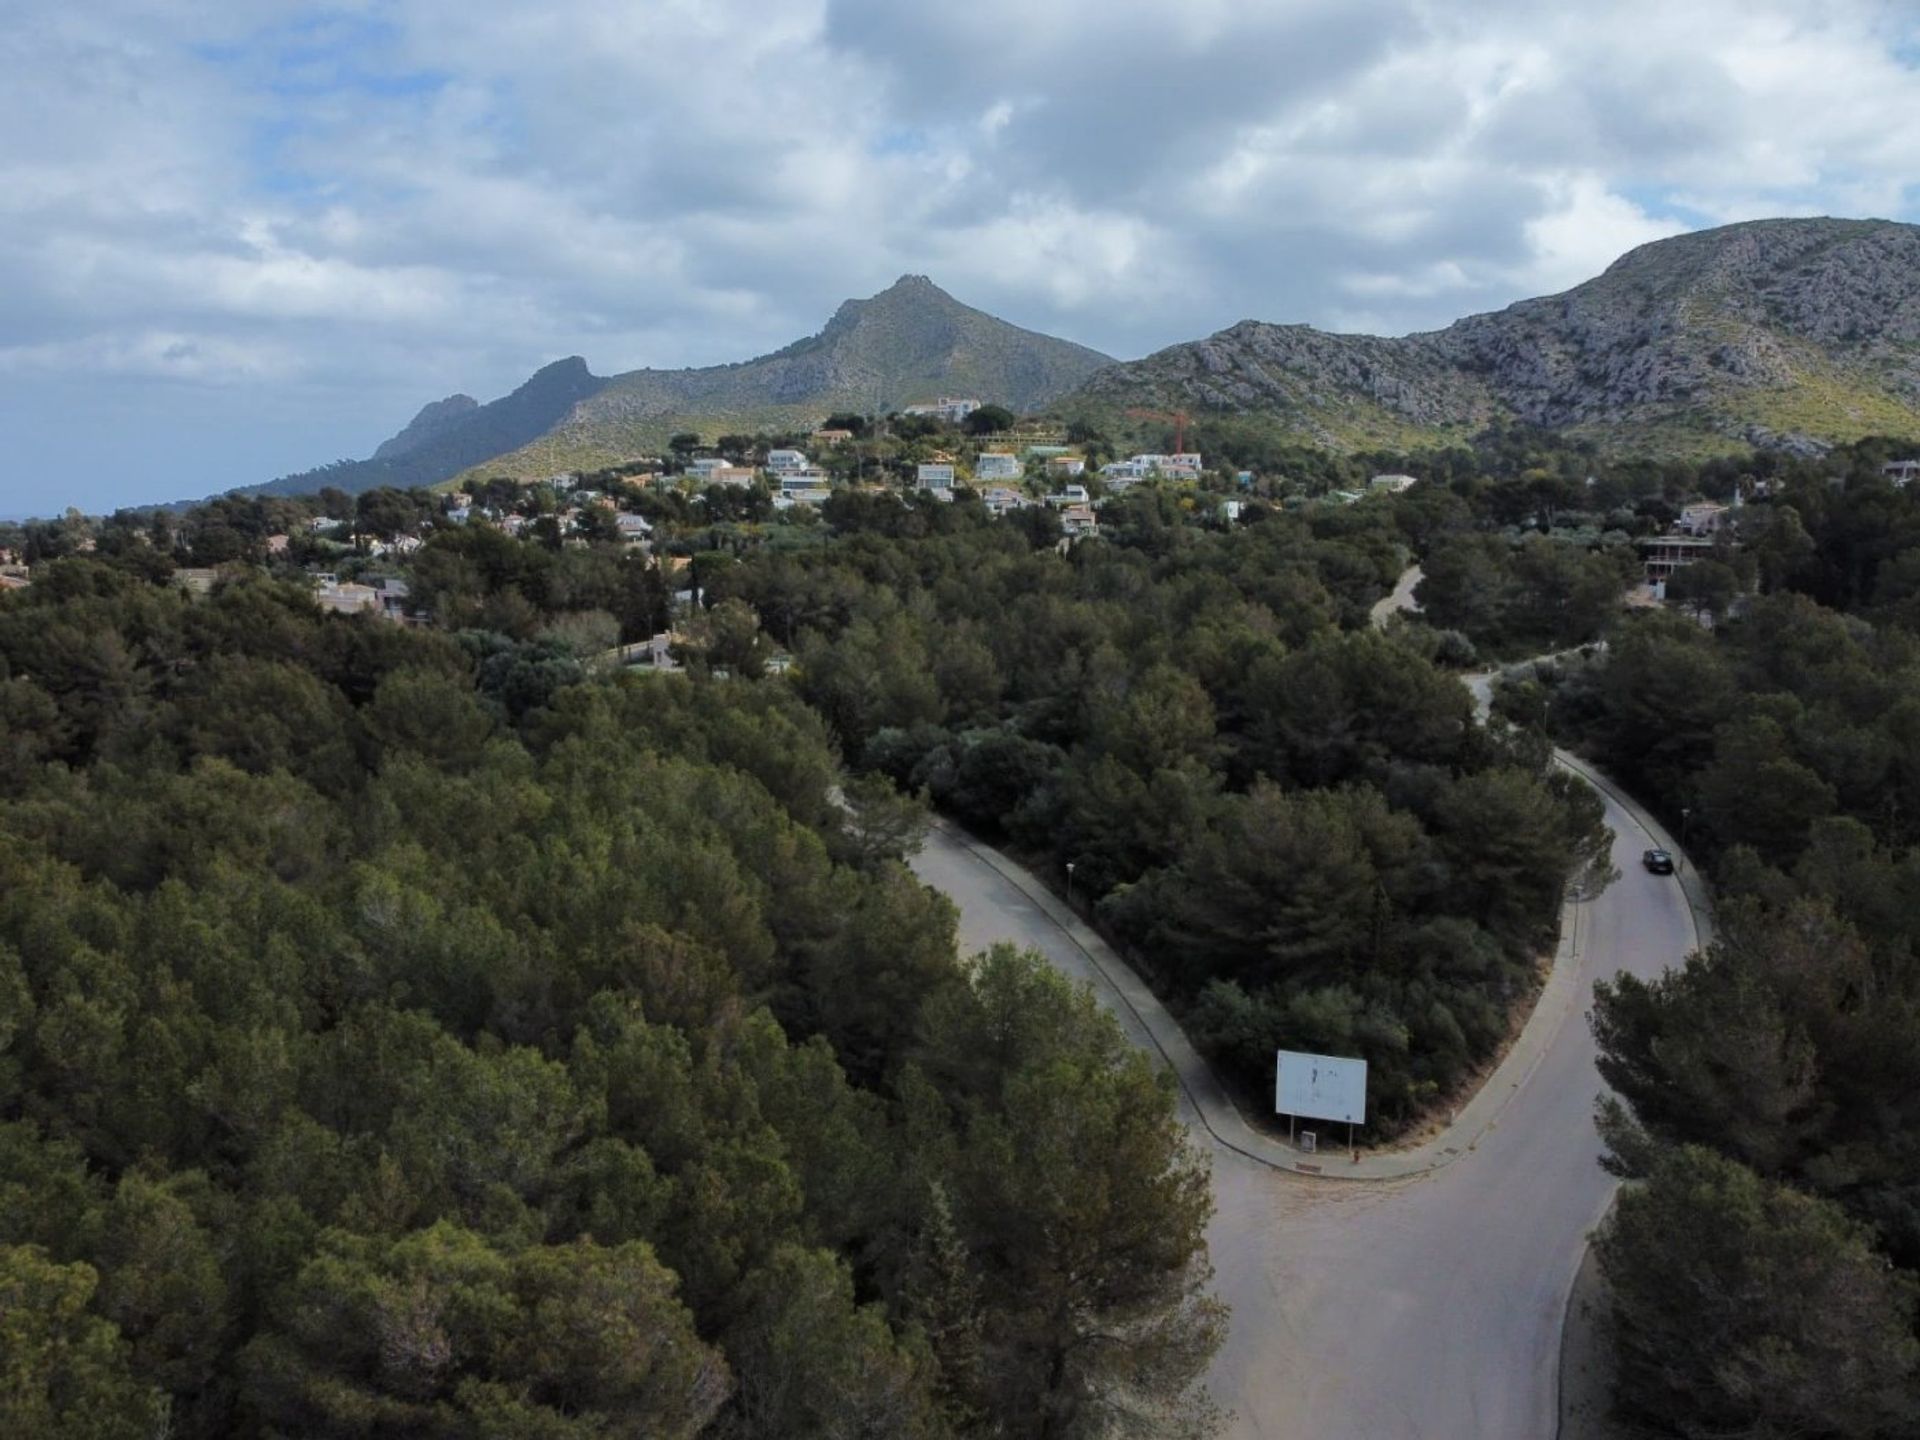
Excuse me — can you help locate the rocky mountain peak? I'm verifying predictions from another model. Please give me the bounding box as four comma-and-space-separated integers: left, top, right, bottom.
1067, 217, 1920, 454
372, 393, 479, 460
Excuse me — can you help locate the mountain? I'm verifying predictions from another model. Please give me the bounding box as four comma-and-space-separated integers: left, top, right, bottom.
372, 394, 480, 460
1065, 218, 1920, 455
247, 277, 1113, 496
250, 358, 607, 498
456, 275, 1113, 483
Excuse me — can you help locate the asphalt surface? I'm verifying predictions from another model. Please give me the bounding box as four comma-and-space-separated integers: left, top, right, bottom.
908, 645, 1704, 1438
1368, 563, 1424, 627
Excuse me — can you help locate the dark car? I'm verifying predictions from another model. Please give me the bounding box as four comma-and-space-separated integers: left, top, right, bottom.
1642, 848, 1675, 875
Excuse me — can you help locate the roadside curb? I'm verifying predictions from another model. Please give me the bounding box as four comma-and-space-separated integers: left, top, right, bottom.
1552, 750, 1713, 953
930, 811, 1598, 1183
929, 741, 1711, 1190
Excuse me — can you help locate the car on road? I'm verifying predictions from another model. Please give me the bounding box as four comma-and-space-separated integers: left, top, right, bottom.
1642, 848, 1675, 874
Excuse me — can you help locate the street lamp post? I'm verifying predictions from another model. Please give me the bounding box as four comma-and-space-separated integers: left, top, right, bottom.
1680, 807, 1692, 865
1066, 861, 1076, 909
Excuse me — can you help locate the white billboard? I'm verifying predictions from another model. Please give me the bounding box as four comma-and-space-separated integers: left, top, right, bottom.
1275, 1050, 1368, 1125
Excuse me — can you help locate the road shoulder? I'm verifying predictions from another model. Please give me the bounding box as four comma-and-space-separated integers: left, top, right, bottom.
1559, 1245, 1624, 1440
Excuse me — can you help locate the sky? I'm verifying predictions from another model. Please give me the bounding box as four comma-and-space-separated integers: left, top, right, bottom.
4, 0, 1920, 516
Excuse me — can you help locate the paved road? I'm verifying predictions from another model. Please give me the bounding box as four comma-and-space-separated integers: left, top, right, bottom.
1368, 563, 1424, 628
909, 621, 1704, 1437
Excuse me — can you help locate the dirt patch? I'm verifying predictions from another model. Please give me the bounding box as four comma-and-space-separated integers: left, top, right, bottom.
1560, 1244, 1628, 1440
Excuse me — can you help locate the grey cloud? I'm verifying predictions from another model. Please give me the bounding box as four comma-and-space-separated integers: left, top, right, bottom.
823, 0, 1417, 207
2, 0, 1918, 512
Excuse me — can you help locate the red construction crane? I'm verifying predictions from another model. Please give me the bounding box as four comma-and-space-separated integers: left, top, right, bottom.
1125, 407, 1192, 456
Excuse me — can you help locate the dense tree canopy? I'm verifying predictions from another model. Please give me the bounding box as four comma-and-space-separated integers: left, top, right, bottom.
0, 562, 1222, 1438
701, 490, 1607, 1130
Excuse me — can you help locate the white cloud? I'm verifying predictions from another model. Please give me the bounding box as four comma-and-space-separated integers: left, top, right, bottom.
1521, 176, 1689, 295
0, 0, 1916, 509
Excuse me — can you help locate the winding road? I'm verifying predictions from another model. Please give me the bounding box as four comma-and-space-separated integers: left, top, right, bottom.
909, 577, 1706, 1439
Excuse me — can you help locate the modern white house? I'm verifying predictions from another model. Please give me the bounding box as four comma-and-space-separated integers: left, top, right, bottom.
1103, 453, 1204, 486
981, 486, 1028, 516
916, 463, 956, 490
1369, 473, 1419, 493
974, 452, 1021, 480
774, 471, 833, 508
902, 397, 980, 424
767, 449, 809, 475
1885, 459, 1920, 488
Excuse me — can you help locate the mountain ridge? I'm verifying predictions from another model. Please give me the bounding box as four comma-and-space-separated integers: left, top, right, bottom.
245, 218, 1920, 500
250, 358, 607, 498
245, 277, 1113, 496
1065, 216, 1920, 455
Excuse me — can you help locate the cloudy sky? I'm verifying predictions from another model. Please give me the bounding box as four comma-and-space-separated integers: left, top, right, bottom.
5, 0, 1919, 515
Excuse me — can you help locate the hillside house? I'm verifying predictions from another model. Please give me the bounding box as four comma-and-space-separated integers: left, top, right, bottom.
1677, 501, 1730, 536
706, 466, 757, 487
1060, 505, 1100, 538
768, 449, 809, 474
1103, 453, 1203, 487
616, 513, 653, 544
917, 463, 956, 490
974, 452, 1021, 480
315, 580, 383, 616
812, 428, 855, 446
1885, 460, 1920, 488
1639, 534, 1717, 590
1046, 484, 1090, 508
1045, 455, 1086, 478
1369, 473, 1419, 493
981, 486, 1028, 516
775, 471, 832, 507
902, 397, 980, 424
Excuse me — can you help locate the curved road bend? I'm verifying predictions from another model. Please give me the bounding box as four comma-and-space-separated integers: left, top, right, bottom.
909, 595, 1703, 1438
